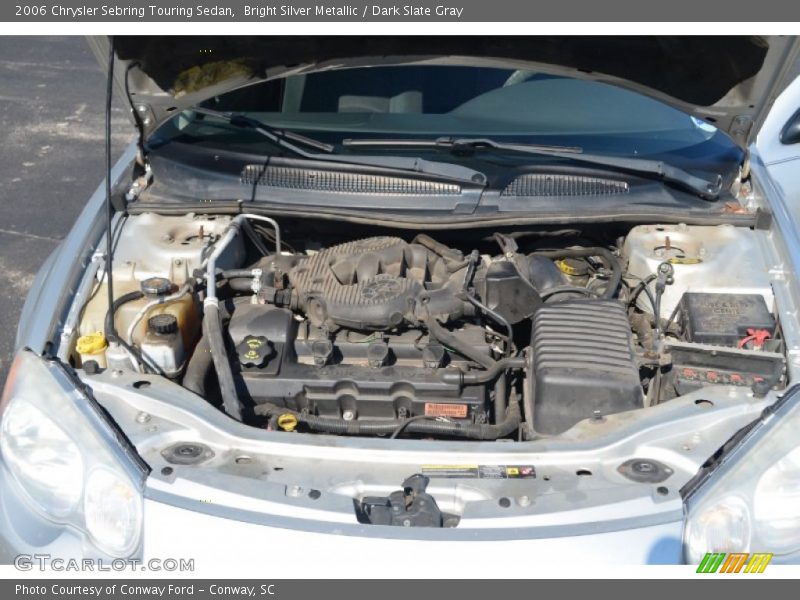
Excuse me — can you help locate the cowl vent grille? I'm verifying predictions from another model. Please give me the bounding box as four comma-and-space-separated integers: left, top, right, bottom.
502, 174, 630, 197
241, 165, 461, 195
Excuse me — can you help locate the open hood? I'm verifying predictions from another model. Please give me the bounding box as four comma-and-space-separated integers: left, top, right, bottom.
89, 35, 800, 149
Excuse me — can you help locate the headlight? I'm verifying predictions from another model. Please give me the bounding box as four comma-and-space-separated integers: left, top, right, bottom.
1, 400, 83, 516
753, 445, 800, 551
684, 387, 800, 563
0, 351, 147, 557
84, 466, 142, 556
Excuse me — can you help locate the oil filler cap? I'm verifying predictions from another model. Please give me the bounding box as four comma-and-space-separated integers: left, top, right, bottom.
236, 335, 273, 368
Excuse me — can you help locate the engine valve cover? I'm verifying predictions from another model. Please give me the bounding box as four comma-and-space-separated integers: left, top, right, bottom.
226, 302, 492, 421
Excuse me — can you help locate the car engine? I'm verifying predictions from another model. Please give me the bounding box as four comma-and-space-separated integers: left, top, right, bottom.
74, 214, 788, 440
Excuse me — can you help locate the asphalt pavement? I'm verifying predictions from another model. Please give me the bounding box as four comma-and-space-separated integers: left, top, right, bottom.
0, 36, 130, 385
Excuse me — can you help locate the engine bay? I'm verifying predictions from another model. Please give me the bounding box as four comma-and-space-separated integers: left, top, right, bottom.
73, 213, 788, 441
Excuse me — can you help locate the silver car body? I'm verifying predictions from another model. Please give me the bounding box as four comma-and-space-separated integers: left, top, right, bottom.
758, 73, 800, 224
4, 41, 800, 569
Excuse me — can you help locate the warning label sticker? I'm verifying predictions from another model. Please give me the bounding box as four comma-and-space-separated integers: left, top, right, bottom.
421, 465, 536, 479
424, 403, 468, 418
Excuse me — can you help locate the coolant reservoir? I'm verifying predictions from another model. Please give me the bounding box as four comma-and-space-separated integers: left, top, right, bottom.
622, 224, 774, 319
75, 213, 244, 365
140, 314, 185, 377
79, 278, 199, 350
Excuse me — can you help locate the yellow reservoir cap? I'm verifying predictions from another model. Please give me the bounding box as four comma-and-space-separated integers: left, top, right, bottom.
277, 413, 299, 432
76, 332, 108, 355
555, 259, 580, 276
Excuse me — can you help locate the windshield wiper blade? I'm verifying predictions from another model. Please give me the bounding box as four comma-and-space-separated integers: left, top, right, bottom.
344, 136, 724, 200
187, 110, 487, 187
190, 107, 336, 154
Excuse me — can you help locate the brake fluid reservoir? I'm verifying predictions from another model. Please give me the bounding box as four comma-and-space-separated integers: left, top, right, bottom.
622, 224, 774, 319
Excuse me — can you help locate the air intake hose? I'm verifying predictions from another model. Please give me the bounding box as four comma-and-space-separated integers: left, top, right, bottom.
529, 247, 621, 298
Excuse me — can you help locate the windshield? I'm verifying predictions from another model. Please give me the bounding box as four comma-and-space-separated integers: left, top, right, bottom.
150, 65, 741, 163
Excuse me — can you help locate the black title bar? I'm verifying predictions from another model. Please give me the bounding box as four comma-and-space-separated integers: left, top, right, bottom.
4, 0, 800, 22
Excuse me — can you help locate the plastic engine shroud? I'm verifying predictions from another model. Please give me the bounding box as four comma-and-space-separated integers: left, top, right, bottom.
286, 236, 470, 330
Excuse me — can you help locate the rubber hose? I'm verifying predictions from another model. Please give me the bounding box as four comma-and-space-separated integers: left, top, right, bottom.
540, 286, 597, 301
228, 278, 255, 292
530, 247, 621, 299
493, 372, 507, 425
102, 289, 167, 375
104, 290, 144, 340
183, 334, 212, 396
412, 233, 463, 262
463, 293, 514, 354
203, 302, 243, 421
439, 356, 526, 385
629, 274, 658, 313
422, 313, 496, 369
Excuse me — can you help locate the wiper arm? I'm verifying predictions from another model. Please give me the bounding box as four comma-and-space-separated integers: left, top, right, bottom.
344, 136, 724, 200
191, 107, 336, 154
188, 110, 487, 187
344, 137, 583, 155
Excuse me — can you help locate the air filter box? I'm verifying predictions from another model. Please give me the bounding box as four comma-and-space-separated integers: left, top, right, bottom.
530, 300, 643, 435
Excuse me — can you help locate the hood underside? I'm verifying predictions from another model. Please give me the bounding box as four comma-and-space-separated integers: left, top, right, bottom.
91, 35, 800, 149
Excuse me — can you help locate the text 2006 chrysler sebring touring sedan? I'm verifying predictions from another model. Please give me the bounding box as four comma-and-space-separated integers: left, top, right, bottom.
2, 36, 800, 569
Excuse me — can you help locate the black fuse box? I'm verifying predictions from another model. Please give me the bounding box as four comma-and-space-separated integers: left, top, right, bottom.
679, 293, 775, 347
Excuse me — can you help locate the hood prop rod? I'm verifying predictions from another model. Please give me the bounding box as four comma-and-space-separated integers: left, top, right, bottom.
104, 37, 118, 343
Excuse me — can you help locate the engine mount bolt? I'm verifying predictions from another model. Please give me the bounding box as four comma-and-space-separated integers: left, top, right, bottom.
342, 410, 356, 421
135, 411, 151, 424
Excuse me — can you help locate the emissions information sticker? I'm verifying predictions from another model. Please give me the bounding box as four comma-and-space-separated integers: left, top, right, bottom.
421, 465, 536, 479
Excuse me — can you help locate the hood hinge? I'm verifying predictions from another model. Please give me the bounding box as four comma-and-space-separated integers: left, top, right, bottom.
126, 160, 152, 202
729, 114, 754, 147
